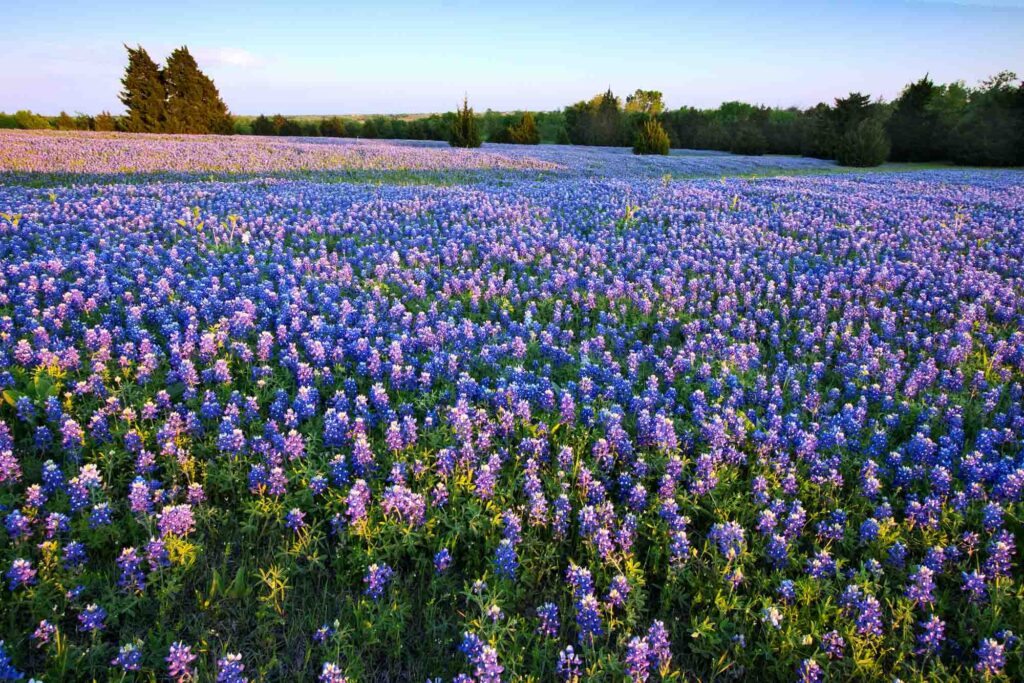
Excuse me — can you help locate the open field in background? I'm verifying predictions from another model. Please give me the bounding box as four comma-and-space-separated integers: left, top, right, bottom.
1, 130, 1023, 681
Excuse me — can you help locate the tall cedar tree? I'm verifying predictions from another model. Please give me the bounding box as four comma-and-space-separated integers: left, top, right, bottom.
163, 47, 233, 134
509, 112, 540, 144
120, 45, 166, 133
449, 97, 482, 148
888, 76, 941, 162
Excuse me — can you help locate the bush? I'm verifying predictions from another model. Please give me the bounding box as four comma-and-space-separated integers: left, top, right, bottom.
835, 118, 890, 166
633, 119, 670, 155
449, 97, 481, 148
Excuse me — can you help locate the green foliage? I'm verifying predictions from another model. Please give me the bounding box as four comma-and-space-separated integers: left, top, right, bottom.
565, 89, 627, 146
119, 45, 167, 133
251, 114, 276, 136
625, 89, 664, 116
319, 116, 345, 137
508, 112, 540, 144
93, 111, 117, 132
55, 111, 77, 130
729, 121, 767, 155
163, 46, 233, 134
887, 75, 944, 162
14, 110, 51, 129
278, 118, 302, 137
632, 118, 670, 155
119, 44, 232, 135
449, 96, 482, 148
835, 117, 890, 167
950, 71, 1024, 167
131, 68, 1019, 166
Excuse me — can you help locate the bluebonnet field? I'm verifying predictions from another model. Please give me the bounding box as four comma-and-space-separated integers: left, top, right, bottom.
0, 130, 1022, 682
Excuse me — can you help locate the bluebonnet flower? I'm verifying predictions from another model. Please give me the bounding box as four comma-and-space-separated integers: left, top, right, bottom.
796, 658, 823, 683
536, 603, 560, 638
217, 652, 248, 683
111, 642, 143, 671
777, 580, 796, 603
709, 521, 745, 560
493, 539, 518, 579
822, 630, 845, 659
434, 548, 452, 573
31, 620, 56, 647
905, 566, 936, 607
78, 603, 107, 632
319, 662, 349, 683
6, 559, 36, 590
624, 635, 650, 682
0, 640, 23, 680
916, 615, 945, 656
574, 594, 603, 645
974, 638, 1005, 676
284, 508, 306, 532
363, 563, 394, 600
556, 646, 582, 681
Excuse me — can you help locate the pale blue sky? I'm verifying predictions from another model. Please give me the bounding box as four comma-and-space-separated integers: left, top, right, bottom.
3, 1, 1022, 115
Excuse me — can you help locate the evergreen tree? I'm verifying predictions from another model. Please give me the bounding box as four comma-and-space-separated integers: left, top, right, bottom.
836, 118, 890, 166
633, 118, 670, 155
593, 89, 624, 146
251, 115, 276, 136
119, 45, 166, 133
509, 112, 540, 144
888, 76, 942, 161
449, 96, 482, 148
163, 46, 232, 134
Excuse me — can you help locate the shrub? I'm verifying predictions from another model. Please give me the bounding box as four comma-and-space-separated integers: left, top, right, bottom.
449, 97, 481, 148
835, 118, 890, 166
633, 118, 670, 155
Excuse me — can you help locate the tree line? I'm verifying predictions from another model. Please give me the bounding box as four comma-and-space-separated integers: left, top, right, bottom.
5, 56, 1022, 167
562, 76, 1023, 166
232, 72, 1024, 166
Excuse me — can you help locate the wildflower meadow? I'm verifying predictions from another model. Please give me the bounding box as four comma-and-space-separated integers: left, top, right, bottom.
0, 130, 1022, 681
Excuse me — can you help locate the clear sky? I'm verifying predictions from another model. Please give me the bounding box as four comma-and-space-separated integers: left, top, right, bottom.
3, 0, 1022, 115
